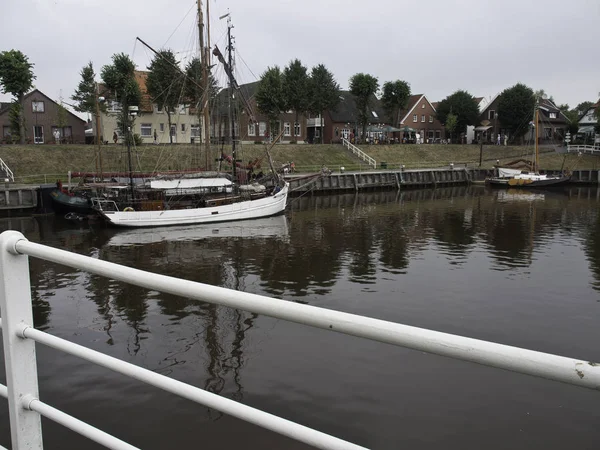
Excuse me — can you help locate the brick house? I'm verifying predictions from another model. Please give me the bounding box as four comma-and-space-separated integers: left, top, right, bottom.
211, 81, 307, 144
97, 71, 202, 145
397, 94, 444, 142
0, 89, 86, 144
477, 96, 569, 144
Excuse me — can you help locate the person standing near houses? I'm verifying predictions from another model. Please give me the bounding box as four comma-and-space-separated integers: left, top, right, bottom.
153, 130, 158, 145
53, 129, 60, 144
496, 133, 501, 145
504, 134, 508, 146
113, 132, 118, 145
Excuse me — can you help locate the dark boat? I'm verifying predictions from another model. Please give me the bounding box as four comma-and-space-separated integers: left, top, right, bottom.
49, 189, 93, 214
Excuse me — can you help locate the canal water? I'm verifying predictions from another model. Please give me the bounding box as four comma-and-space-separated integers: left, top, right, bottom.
1, 186, 600, 449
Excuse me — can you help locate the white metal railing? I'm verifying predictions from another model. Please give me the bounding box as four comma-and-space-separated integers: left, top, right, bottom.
567, 144, 600, 155
0, 158, 14, 183
341, 138, 376, 168
1, 231, 600, 449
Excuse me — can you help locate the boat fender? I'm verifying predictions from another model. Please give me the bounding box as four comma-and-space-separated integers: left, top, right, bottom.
123, 207, 134, 212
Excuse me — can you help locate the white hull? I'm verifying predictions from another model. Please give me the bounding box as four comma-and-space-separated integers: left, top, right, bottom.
106, 215, 289, 246
99, 183, 289, 228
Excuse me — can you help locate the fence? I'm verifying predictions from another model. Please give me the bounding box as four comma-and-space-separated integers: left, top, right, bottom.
567, 144, 600, 155
341, 139, 376, 169
1, 230, 600, 449
0, 159, 13, 183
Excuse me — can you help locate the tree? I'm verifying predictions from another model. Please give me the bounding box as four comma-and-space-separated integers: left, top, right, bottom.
534, 89, 554, 103
307, 64, 340, 143
256, 66, 286, 138
381, 80, 411, 126
497, 83, 535, 141
146, 49, 184, 144
183, 57, 219, 106
282, 59, 309, 139
71, 62, 103, 115
349, 73, 379, 138
0, 50, 36, 144
435, 90, 480, 136
8, 101, 22, 143
101, 53, 141, 136
445, 113, 458, 141
55, 102, 68, 142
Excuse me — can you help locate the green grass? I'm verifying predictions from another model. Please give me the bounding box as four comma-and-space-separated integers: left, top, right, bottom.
1, 142, 597, 183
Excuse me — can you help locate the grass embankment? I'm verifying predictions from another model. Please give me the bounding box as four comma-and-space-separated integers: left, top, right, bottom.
0, 143, 596, 183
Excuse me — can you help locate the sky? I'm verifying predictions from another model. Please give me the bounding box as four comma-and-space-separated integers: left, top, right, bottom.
1, 0, 599, 117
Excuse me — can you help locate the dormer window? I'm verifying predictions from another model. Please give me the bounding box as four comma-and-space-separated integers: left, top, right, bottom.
549, 112, 557, 119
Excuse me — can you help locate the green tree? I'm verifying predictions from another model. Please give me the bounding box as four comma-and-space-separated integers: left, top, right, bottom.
8, 101, 22, 143
71, 62, 103, 115
445, 113, 458, 141
307, 64, 340, 143
101, 53, 141, 135
183, 57, 219, 106
146, 49, 184, 144
282, 59, 309, 138
435, 90, 479, 136
497, 83, 535, 141
381, 80, 411, 126
256, 66, 286, 138
349, 73, 379, 138
563, 109, 580, 135
0, 50, 36, 144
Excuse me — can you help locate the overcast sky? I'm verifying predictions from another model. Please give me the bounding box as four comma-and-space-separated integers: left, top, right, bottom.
2, 0, 599, 116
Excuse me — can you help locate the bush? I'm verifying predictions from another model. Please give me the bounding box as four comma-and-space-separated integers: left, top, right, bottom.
289, 140, 297, 144
124, 133, 143, 146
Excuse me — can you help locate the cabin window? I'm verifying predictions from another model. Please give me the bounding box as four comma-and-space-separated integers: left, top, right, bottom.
140, 123, 152, 137
429, 115, 433, 123
413, 114, 417, 122
248, 123, 256, 136
294, 122, 301, 136
32, 101, 45, 113
549, 112, 557, 119
159, 123, 165, 132
489, 110, 495, 120
421, 115, 425, 122
259, 122, 266, 136
284, 122, 291, 136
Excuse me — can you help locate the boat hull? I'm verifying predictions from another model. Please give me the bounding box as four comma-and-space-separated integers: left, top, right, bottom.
99, 183, 289, 227
50, 189, 93, 214
486, 176, 571, 188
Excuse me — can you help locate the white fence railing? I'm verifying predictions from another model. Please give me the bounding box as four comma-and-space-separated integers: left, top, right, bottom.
0, 158, 14, 183
341, 138, 377, 168
567, 144, 600, 155
1, 230, 600, 449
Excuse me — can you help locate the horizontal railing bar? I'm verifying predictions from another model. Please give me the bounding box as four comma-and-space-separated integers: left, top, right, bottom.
16, 324, 366, 450
24, 396, 139, 450
12, 238, 600, 392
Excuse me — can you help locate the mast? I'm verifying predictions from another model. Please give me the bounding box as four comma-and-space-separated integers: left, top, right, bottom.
226, 16, 237, 180
95, 82, 103, 182
534, 104, 539, 173
197, 0, 211, 170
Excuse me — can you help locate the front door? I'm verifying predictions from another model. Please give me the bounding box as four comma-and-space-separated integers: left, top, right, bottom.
170, 125, 177, 143
33, 126, 44, 144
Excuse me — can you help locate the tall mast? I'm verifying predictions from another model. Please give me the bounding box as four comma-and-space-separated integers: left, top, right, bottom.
197, 0, 211, 170
227, 16, 237, 180
534, 103, 539, 173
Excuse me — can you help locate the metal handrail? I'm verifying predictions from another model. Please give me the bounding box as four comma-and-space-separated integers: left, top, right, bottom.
341, 139, 376, 168
2, 230, 600, 449
0, 158, 14, 182
567, 144, 600, 154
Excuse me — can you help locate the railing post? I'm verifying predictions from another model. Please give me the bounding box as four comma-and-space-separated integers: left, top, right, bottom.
0, 231, 43, 449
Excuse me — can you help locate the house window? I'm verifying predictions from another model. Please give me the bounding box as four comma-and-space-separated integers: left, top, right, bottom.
429, 115, 433, 123
170, 125, 177, 136
3, 126, 11, 137
294, 122, 301, 136
413, 114, 417, 122
156, 105, 164, 114
421, 115, 425, 122
178, 105, 186, 115
284, 122, 291, 136
32, 101, 45, 113
259, 122, 266, 136
248, 123, 256, 136
435, 130, 441, 139
342, 128, 350, 139
191, 124, 200, 137
108, 101, 121, 112
549, 112, 557, 119
33, 125, 44, 144
181, 124, 186, 132
315, 128, 320, 138
421, 104, 425, 109
140, 123, 152, 137
159, 123, 165, 132
489, 110, 495, 120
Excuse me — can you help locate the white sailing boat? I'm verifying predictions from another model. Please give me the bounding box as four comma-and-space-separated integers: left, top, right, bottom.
93, 8, 289, 228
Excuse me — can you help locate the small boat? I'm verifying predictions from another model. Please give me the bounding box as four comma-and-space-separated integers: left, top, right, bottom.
50, 188, 93, 215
